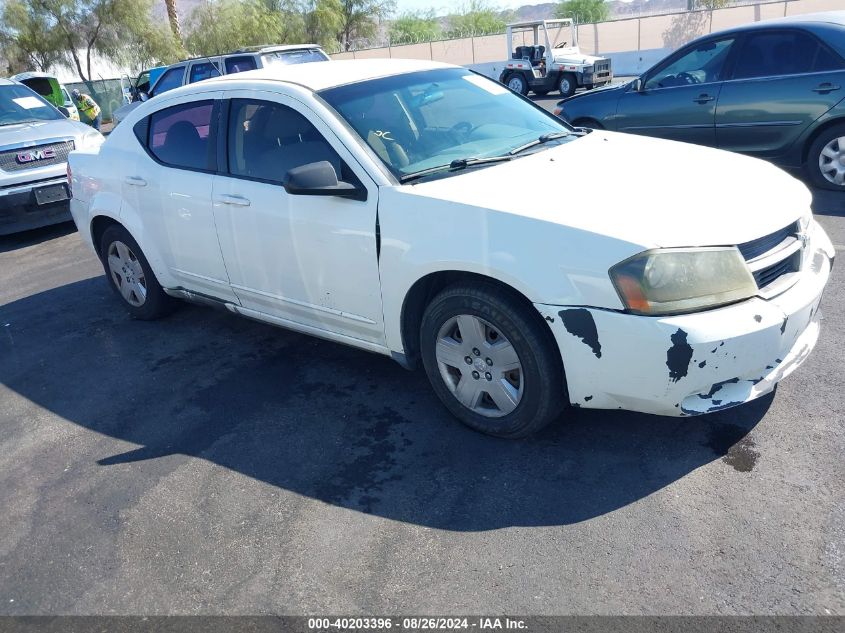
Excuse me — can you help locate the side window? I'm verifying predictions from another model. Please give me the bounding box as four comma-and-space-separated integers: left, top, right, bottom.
732, 31, 820, 79
189, 61, 221, 84
812, 40, 844, 73
147, 100, 215, 171
645, 38, 735, 89
224, 56, 257, 74
151, 66, 185, 97
227, 99, 343, 184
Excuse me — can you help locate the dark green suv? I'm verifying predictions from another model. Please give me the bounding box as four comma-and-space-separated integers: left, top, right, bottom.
555, 11, 845, 190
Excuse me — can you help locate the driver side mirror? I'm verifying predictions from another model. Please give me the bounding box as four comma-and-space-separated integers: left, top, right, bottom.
284, 161, 367, 202
57, 106, 71, 118
138, 91, 149, 102
631, 78, 643, 92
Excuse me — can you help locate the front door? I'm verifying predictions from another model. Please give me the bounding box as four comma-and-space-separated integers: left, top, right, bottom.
716, 29, 845, 158
616, 36, 738, 146
211, 92, 385, 345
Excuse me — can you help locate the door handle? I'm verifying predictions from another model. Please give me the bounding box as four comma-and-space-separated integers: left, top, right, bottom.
812, 83, 840, 93
124, 176, 147, 187
693, 94, 715, 104
215, 194, 251, 207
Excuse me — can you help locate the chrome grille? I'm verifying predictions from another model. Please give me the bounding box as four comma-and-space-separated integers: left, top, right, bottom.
738, 221, 802, 293
0, 140, 74, 173
594, 59, 611, 79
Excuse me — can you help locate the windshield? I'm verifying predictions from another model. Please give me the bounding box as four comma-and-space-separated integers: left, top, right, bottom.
0, 85, 62, 126
320, 68, 572, 181
261, 49, 329, 67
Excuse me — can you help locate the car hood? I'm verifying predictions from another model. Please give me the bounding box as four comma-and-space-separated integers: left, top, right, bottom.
403, 130, 810, 249
561, 80, 625, 104
0, 118, 93, 146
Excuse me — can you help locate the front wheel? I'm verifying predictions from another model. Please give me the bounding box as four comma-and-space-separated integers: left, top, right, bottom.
559, 73, 577, 98
100, 225, 173, 320
420, 284, 565, 438
807, 123, 845, 190
505, 73, 529, 96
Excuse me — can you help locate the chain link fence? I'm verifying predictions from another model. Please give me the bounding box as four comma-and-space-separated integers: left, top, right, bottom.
64, 78, 125, 123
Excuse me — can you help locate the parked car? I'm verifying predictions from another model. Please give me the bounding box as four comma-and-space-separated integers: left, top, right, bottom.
0, 79, 103, 235
555, 11, 845, 191
111, 45, 330, 126
471, 19, 612, 97
120, 66, 166, 107
68, 59, 833, 437
9, 72, 80, 121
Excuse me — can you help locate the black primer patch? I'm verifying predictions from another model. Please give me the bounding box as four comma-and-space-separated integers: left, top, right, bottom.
698, 360, 706, 368
780, 316, 788, 335
559, 309, 602, 358
666, 328, 693, 382
545, 316, 555, 323
753, 315, 762, 323
584, 395, 593, 402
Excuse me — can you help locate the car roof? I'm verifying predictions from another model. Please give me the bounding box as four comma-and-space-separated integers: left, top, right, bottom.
175, 44, 324, 64
0, 78, 15, 86
709, 10, 845, 36
10, 71, 59, 81
205, 58, 455, 92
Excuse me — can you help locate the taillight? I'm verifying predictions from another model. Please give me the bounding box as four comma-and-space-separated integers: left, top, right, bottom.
553, 107, 562, 116
67, 163, 72, 198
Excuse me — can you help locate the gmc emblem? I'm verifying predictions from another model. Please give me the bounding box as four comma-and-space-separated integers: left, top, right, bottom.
16, 148, 56, 163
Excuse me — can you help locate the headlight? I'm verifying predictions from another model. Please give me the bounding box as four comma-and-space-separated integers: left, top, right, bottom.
609, 247, 757, 315
78, 130, 104, 151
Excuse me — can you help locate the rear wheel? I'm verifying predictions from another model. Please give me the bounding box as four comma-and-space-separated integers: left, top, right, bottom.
505, 73, 529, 96
420, 284, 565, 438
807, 123, 845, 190
100, 225, 173, 320
559, 73, 577, 98
533, 88, 550, 96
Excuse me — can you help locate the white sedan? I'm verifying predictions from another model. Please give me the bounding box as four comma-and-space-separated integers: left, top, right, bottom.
68, 59, 834, 438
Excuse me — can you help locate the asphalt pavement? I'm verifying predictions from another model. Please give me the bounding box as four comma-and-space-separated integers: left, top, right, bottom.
0, 162, 843, 613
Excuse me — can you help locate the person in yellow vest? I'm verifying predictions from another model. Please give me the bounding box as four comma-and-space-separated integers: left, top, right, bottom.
71, 89, 101, 131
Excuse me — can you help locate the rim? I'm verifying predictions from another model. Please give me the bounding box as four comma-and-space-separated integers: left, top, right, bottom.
819, 136, 845, 186
561, 78, 572, 93
107, 240, 147, 307
435, 314, 524, 418
508, 77, 524, 92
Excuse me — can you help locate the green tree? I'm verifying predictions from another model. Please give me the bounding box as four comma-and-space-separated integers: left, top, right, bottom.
554, 0, 609, 24
0, 0, 65, 73
303, 0, 344, 52
185, 0, 306, 56
336, 0, 395, 51
446, 0, 506, 38
388, 10, 441, 45
693, 0, 729, 8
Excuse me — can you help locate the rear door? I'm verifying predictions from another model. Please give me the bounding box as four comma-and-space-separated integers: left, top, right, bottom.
615, 36, 737, 146
128, 93, 237, 302
716, 28, 845, 158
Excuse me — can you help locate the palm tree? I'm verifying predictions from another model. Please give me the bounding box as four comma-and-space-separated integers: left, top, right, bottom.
165, 0, 183, 44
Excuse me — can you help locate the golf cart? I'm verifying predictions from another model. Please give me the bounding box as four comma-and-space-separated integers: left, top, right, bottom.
494, 19, 612, 97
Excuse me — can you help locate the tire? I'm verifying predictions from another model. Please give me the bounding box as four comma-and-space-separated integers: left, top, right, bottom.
559, 73, 577, 98
533, 88, 550, 96
806, 123, 845, 191
505, 73, 529, 96
585, 84, 594, 90
99, 224, 173, 320
420, 283, 565, 438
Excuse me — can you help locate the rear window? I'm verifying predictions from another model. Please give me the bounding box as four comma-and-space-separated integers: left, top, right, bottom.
260, 49, 329, 67
147, 100, 215, 171
20, 77, 53, 98
189, 61, 221, 84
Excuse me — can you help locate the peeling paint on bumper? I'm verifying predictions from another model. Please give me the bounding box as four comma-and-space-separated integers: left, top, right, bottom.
536, 220, 834, 417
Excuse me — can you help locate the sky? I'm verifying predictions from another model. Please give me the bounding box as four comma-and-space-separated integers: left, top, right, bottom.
392, 0, 633, 18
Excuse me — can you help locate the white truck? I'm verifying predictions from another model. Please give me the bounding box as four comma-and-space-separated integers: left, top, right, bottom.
472, 19, 612, 97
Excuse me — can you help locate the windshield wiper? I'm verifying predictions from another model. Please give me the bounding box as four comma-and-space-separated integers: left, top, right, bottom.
508, 131, 570, 156
399, 155, 513, 183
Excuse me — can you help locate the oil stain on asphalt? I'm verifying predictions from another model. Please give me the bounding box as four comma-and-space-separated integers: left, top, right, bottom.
706, 423, 760, 472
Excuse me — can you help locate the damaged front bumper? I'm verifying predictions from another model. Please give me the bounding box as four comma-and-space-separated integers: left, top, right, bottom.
536, 220, 834, 417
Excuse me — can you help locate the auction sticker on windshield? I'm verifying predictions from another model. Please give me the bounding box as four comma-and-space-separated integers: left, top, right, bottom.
12, 96, 45, 109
